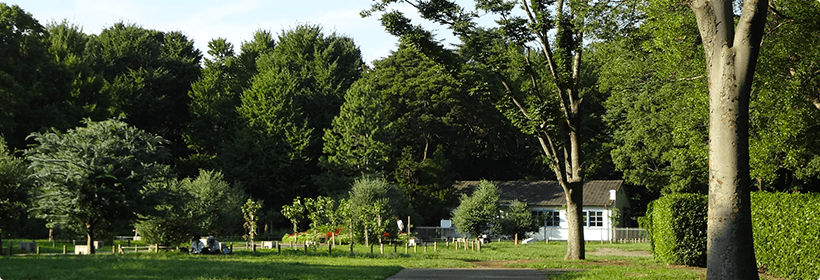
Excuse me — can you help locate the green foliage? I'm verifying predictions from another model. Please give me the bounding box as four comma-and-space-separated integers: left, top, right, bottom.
451, 180, 500, 238
0, 137, 30, 237
645, 191, 820, 279
183, 31, 275, 176
348, 176, 415, 243
137, 169, 245, 245
89, 22, 202, 159
642, 193, 707, 267
603, 0, 820, 194
281, 197, 306, 233
751, 192, 820, 280
242, 198, 262, 242
495, 200, 539, 238
0, 4, 78, 150
321, 75, 395, 177
26, 118, 171, 252
233, 24, 363, 207
394, 146, 455, 224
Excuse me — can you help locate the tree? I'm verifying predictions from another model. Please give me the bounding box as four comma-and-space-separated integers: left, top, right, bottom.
281, 197, 306, 233
242, 198, 262, 247
0, 4, 77, 150
322, 78, 395, 177
88, 22, 202, 160
365, 0, 638, 259
496, 200, 539, 238
233, 24, 364, 208
347, 176, 416, 244
26, 118, 171, 254
0, 137, 29, 255
690, 0, 767, 278
184, 31, 276, 176
451, 180, 499, 238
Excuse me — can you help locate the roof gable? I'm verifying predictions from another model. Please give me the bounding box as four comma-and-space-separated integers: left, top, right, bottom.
453, 180, 624, 207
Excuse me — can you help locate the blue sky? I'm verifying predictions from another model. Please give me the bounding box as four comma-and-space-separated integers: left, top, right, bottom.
7, 0, 469, 64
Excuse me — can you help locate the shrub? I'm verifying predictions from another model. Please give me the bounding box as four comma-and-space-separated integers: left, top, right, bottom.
643, 193, 707, 267
643, 192, 820, 279
751, 192, 820, 279
451, 180, 500, 238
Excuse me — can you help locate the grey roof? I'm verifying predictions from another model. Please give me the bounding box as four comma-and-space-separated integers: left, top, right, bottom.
452, 180, 623, 207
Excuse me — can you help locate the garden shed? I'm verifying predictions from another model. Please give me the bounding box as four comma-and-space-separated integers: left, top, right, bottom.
452, 180, 631, 241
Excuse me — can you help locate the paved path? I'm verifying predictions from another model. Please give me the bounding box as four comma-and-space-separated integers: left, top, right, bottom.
386, 268, 548, 280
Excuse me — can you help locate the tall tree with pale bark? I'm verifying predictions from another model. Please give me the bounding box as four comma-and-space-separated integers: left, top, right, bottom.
690, 0, 767, 278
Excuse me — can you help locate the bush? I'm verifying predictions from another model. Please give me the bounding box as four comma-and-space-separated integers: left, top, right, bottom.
643, 193, 707, 267
451, 180, 500, 238
643, 192, 820, 279
751, 192, 820, 279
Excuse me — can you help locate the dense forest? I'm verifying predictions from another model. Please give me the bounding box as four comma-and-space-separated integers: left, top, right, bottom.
1, 0, 818, 242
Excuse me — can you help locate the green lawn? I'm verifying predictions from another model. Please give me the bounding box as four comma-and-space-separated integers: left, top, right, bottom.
0, 241, 706, 279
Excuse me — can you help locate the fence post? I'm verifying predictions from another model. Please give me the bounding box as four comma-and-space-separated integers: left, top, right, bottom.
329, 243, 332, 254
434, 241, 437, 251
424, 242, 427, 252
477, 240, 481, 252
277, 242, 281, 254
304, 242, 308, 254
405, 243, 408, 254
36, 246, 40, 255
63, 245, 66, 255
455, 241, 458, 251
252, 242, 256, 254
230, 242, 233, 253
394, 243, 397, 253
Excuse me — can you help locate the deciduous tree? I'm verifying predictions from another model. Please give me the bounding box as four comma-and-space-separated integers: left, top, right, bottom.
26, 118, 171, 254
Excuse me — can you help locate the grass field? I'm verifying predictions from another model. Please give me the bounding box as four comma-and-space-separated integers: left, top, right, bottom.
0, 240, 706, 279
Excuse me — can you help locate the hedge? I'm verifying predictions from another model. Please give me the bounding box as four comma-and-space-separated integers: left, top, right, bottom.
751, 192, 820, 279
641, 193, 708, 267
642, 192, 820, 279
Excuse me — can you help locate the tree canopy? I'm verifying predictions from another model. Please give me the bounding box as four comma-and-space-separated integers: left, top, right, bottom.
26, 118, 171, 254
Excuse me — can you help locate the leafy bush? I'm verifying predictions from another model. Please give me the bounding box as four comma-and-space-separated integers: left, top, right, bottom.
751, 192, 820, 279
495, 200, 539, 238
643, 192, 820, 279
643, 193, 707, 267
451, 180, 500, 238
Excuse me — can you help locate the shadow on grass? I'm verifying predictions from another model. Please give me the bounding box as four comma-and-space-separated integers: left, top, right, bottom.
0, 254, 403, 280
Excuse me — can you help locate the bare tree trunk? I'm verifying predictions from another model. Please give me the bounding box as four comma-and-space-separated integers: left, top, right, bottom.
86, 222, 95, 255
691, 0, 767, 278
564, 180, 585, 260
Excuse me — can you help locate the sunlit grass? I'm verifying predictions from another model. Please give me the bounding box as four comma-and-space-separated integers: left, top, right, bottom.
0, 240, 707, 279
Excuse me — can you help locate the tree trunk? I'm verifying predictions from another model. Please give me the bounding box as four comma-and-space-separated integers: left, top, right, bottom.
691, 0, 766, 278
564, 180, 585, 260
86, 222, 95, 255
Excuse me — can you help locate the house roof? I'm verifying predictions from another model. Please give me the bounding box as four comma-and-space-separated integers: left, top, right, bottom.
452, 180, 624, 207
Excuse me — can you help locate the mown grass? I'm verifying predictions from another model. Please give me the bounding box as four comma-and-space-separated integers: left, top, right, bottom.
0, 240, 705, 279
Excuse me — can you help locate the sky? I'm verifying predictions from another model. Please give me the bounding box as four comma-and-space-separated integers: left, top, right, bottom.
7, 0, 469, 65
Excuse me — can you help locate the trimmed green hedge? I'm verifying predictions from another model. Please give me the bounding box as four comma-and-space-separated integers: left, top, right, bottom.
642, 192, 820, 279
642, 193, 708, 267
751, 192, 820, 279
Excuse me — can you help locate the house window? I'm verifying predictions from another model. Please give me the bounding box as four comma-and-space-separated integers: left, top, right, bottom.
585, 211, 604, 227
532, 210, 560, 227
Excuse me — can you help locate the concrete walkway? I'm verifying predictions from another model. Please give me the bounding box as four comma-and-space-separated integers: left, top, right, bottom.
386, 268, 548, 280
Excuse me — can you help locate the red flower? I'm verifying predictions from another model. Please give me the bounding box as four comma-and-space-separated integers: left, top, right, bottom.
382, 232, 390, 237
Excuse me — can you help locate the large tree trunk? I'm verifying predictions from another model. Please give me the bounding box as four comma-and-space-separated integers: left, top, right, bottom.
86, 222, 95, 255
691, 0, 767, 278
564, 180, 585, 260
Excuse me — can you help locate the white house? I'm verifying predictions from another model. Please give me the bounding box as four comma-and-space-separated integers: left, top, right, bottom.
453, 180, 631, 242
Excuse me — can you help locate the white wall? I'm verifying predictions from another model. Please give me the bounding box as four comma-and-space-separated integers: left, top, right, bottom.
527, 206, 618, 241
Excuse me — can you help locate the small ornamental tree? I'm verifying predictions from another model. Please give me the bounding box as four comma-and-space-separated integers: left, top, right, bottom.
26, 118, 171, 254
451, 180, 500, 238
281, 197, 306, 233
242, 198, 262, 246
496, 200, 539, 238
